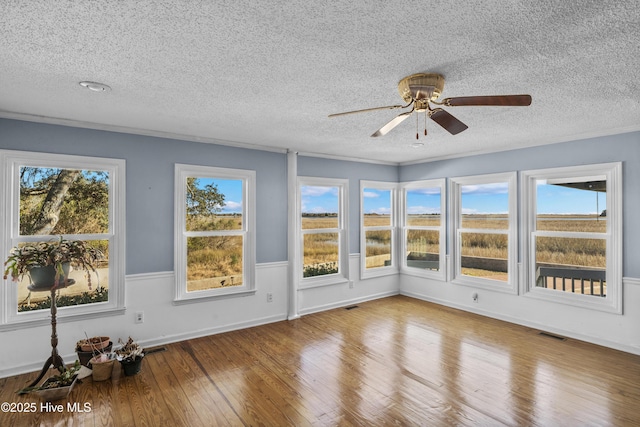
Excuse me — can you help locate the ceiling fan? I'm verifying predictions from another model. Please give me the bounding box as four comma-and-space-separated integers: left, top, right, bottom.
328, 73, 531, 138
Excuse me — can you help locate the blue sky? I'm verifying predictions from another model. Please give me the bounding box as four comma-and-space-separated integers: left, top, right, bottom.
536, 182, 606, 215
359, 182, 606, 216
196, 179, 606, 216
460, 182, 605, 215
363, 188, 391, 214
301, 185, 338, 213
405, 188, 441, 215
196, 178, 243, 213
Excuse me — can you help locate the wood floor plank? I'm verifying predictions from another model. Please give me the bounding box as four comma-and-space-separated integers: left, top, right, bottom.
2, 295, 639, 426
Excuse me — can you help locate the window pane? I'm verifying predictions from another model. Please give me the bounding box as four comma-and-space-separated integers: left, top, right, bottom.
363, 188, 391, 226
460, 232, 508, 281
536, 178, 607, 233
406, 229, 439, 271
186, 177, 243, 231
406, 188, 441, 226
19, 167, 109, 235
301, 185, 339, 229
16, 239, 109, 312
187, 235, 243, 291
303, 232, 339, 277
535, 236, 606, 296
460, 182, 509, 229
365, 230, 391, 269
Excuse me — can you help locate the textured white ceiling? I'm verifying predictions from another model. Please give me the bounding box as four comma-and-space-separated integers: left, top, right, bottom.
1, 1, 639, 164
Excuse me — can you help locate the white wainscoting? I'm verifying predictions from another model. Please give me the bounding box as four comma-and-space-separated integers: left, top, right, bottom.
401, 274, 640, 355
0, 257, 402, 378
0, 262, 289, 379
297, 254, 400, 316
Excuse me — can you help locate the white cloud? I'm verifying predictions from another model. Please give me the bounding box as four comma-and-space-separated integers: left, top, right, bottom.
301, 186, 337, 197
407, 188, 441, 196
363, 191, 380, 198
222, 200, 242, 212
461, 182, 509, 195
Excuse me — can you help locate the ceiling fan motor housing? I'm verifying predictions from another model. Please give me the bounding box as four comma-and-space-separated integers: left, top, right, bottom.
398, 73, 445, 110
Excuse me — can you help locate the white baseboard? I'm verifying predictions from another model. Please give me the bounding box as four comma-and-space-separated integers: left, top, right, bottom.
400, 289, 640, 356
299, 290, 399, 316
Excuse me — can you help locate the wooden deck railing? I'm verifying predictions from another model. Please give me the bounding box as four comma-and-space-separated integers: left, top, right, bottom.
535, 266, 606, 297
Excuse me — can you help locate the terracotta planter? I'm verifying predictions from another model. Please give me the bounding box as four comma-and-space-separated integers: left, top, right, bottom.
80, 336, 110, 352
77, 341, 112, 367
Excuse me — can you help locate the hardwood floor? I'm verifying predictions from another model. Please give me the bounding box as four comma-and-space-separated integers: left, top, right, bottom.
1, 295, 639, 426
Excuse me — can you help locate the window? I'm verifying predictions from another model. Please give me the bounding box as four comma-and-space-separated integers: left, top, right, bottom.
298, 177, 348, 287
1, 150, 125, 328
450, 172, 517, 293
175, 164, 255, 302
361, 181, 397, 278
521, 163, 622, 313
400, 179, 446, 280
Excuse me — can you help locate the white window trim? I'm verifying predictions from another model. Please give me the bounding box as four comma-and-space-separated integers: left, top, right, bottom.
450, 172, 518, 294
0, 150, 126, 330
360, 181, 398, 280
400, 179, 447, 281
520, 162, 622, 313
174, 164, 256, 303
297, 176, 349, 289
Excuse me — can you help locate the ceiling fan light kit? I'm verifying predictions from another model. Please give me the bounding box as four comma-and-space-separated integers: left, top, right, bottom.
329, 72, 531, 138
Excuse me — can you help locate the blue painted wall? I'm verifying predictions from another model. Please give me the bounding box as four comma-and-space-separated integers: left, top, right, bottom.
400, 131, 640, 278
2, 118, 637, 278
0, 119, 288, 274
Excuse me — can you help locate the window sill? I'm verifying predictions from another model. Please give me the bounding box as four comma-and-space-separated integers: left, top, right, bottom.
173, 289, 257, 305
361, 266, 398, 280
524, 287, 621, 314
451, 275, 518, 294
0, 307, 126, 332
400, 267, 446, 281
299, 276, 349, 290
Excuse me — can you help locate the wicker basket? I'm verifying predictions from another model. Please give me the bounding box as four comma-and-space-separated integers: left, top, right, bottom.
89, 354, 115, 381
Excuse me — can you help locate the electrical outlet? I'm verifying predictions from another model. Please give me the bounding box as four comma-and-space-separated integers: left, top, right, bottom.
266, 292, 273, 303
472, 293, 478, 303
135, 312, 144, 323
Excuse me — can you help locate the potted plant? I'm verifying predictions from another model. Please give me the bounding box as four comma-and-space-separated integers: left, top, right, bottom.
89, 352, 117, 381
3, 237, 102, 290
115, 336, 145, 376
17, 361, 82, 400
76, 336, 112, 367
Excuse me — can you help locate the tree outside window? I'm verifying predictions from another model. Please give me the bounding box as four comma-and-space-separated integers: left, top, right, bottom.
175, 164, 255, 302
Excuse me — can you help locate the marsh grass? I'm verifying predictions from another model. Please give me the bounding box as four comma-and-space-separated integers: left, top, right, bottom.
187, 234, 243, 283
301, 214, 606, 283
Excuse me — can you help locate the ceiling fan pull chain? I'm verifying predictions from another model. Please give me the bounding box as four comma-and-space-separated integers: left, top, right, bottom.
416, 110, 419, 139
424, 108, 428, 135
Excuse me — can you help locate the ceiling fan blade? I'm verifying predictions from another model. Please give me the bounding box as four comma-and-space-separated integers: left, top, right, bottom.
329, 104, 408, 118
371, 111, 413, 137
441, 94, 532, 107
428, 108, 468, 135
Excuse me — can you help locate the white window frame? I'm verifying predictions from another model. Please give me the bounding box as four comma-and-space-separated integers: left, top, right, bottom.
450, 172, 518, 293
400, 179, 447, 281
521, 162, 622, 313
174, 164, 256, 303
360, 181, 398, 279
297, 176, 349, 289
0, 150, 126, 329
